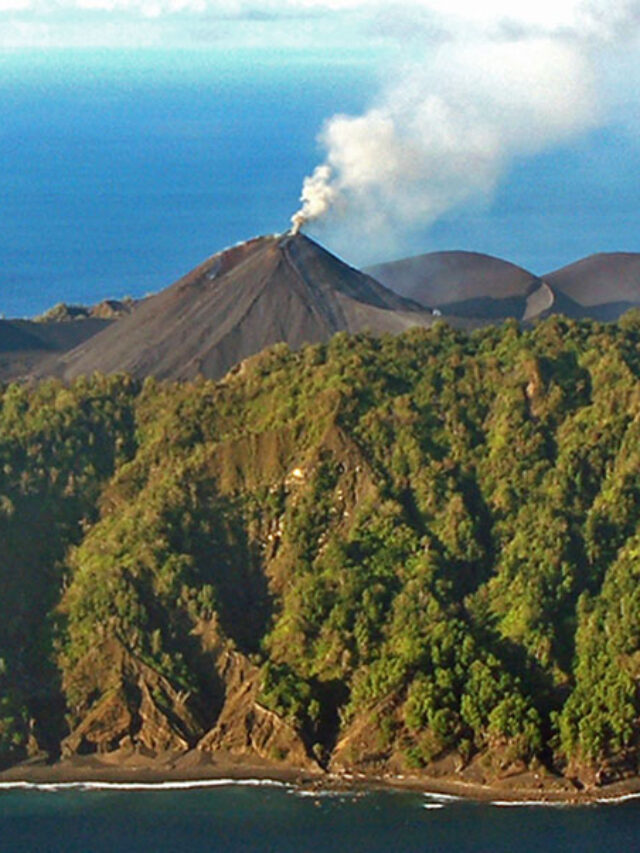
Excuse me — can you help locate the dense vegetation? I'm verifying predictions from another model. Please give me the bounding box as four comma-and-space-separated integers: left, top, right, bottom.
1, 313, 640, 781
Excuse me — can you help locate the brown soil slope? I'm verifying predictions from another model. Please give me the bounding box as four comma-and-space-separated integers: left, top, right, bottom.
53, 233, 434, 382
366, 250, 546, 321
543, 252, 640, 320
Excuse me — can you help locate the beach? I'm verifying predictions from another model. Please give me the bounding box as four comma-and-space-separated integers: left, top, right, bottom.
3, 749, 640, 806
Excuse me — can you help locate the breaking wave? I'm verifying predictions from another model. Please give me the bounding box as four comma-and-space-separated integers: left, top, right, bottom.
0, 778, 291, 794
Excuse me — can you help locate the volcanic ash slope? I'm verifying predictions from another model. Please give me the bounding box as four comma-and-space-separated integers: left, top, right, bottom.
367, 250, 552, 324
53, 233, 434, 382
543, 252, 640, 321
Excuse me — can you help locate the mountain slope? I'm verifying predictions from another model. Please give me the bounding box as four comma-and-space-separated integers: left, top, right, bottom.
543, 253, 640, 320
0, 317, 113, 382
3, 316, 640, 791
366, 250, 546, 321
52, 233, 434, 382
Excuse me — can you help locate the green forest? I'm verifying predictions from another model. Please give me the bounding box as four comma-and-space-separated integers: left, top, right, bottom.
1, 312, 640, 784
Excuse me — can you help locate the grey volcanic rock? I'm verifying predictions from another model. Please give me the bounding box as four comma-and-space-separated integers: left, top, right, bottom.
543, 253, 640, 320
522, 281, 555, 323
366, 250, 545, 321
53, 233, 434, 382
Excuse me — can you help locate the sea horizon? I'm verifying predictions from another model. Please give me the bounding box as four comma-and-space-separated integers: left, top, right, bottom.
1, 48, 638, 319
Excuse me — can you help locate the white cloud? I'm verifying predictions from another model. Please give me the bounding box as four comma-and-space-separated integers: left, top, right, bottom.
0, 0, 627, 26
3, 0, 638, 52
288, 1, 640, 255
2, 0, 638, 260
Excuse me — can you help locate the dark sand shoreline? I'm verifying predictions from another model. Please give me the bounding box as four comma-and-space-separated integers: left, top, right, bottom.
2, 751, 640, 806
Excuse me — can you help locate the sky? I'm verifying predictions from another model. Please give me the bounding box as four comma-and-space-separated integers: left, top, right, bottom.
1, 0, 639, 272
2, 0, 640, 51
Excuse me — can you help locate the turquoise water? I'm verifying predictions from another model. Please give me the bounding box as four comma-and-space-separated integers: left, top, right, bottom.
1, 782, 639, 852
1, 49, 638, 319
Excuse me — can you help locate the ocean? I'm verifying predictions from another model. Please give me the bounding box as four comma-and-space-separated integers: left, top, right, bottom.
1, 49, 638, 319
1, 781, 640, 853
0, 49, 380, 318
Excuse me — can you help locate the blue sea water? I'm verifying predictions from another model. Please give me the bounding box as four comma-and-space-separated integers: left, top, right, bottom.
1, 782, 640, 853
0, 49, 380, 317
0, 49, 639, 319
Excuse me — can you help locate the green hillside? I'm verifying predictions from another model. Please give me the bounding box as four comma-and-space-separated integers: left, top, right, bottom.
2, 313, 640, 786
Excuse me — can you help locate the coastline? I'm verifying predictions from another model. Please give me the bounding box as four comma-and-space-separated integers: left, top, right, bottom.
2, 751, 640, 806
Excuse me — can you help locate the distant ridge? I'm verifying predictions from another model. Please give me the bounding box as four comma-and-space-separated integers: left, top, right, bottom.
4, 243, 639, 385
50, 233, 434, 382
0, 319, 50, 352
0, 317, 113, 382
368, 249, 640, 325
35, 298, 134, 323
0, 297, 134, 381
366, 250, 549, 323
543, 253, 640, 321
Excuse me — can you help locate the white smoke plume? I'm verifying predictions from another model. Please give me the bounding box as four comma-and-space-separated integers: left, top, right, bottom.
290, 1, 640, 251
290, 165, 339, 235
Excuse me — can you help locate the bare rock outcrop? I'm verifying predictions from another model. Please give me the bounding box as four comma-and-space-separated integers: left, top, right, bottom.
61, 639, 204, 757
329, 694, 404, 775
197, 648, 316, 770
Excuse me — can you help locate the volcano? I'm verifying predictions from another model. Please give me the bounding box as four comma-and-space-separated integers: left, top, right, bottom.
366, 250, 551, 323
51, 233, 434, 382
543, 253, 640, 321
